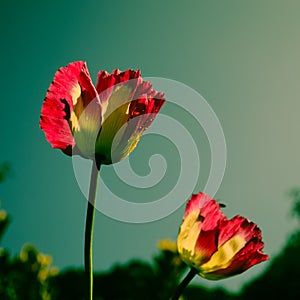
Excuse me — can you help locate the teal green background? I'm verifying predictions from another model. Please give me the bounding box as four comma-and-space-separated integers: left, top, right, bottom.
1, 0, 300, 291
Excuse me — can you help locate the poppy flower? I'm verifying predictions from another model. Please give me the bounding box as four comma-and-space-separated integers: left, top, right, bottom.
40, 61, 165, 165
177, 192, 269, 280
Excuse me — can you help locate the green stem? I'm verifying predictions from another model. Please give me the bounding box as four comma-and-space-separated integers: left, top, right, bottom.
85, 161, 100, 300
172, 268, 198, 300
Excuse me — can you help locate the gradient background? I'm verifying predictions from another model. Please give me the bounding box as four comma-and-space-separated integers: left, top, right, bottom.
1, 0, 300, 292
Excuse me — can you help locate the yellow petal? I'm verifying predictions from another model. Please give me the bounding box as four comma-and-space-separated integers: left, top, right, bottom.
95, 84, 133, 163
177, 210, 200, 254
199, 235, 246, 275
73, 99, 102, 157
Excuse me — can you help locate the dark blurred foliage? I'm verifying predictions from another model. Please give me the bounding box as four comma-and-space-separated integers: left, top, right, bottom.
289, 188, 300, 220
0, 244, 58, 300
2, 162, 300, 299
0, 162, 11, 240
0, 162, 10, 183
184, 286, 237, 300
47, 242, 237, 300
49, 242, 187, 300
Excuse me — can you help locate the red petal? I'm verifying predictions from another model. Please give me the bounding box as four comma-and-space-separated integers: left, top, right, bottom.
184, 193, 226, 262
129, 81, 165, 130
207, 239, 269, 278
194, 228, 220, 264
96, 70, 117, 101
200, 200, 225, 232
184, 193, 225, 231
218, 216, 262, 247
40, 61, 97, 154
96, 69, 141, 102
184, 193, 213, 218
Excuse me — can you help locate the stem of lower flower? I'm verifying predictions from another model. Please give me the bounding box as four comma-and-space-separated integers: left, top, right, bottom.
85, 161, 100, 300
172, 267, 198, 300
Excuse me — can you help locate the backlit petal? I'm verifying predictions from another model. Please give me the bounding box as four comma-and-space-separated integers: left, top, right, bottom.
40, 61, 97, 154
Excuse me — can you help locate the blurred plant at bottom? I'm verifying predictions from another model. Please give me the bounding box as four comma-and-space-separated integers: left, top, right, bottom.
48, 239, 235, 300
0, 218, 58, 300
0, 165, 58, 300
49, 238, 186, 300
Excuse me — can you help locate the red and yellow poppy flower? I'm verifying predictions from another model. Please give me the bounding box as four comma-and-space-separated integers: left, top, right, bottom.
40, 61, 165, 165
177, 192, 269, 280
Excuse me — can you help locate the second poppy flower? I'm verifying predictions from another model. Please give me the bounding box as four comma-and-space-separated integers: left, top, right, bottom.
177, 192, 269, 280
